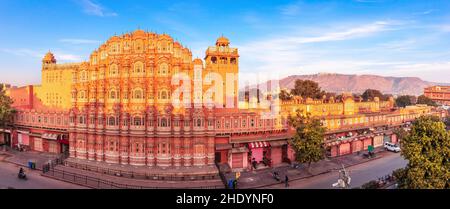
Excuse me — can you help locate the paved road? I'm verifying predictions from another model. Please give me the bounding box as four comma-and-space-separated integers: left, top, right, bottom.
0, 161, 86, 189
264, 152, 407, 189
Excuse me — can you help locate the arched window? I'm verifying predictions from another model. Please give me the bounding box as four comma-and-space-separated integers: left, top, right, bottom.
108, 116, 116, 126
134, 61, 144, 74
196, 119, 201, 127
79, 71, 88, 82
109, 64, 118, 77
109, 90, 117, 99
158, 90, 170, 100
133, 89, 143, 99
134, 116, 143, 126
160, 118, 168, 127
158, 63, 168, 76
79, 90, 86, 99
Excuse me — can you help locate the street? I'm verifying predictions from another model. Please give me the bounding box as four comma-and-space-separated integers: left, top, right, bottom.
0, 161, 86, 189
264, 152, 407, 189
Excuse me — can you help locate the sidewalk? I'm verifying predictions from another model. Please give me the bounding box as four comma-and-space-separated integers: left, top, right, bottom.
43, 164, 225, 189
225, 148, 387, 189
65, 157, 219, 178
0, 146, 60, 170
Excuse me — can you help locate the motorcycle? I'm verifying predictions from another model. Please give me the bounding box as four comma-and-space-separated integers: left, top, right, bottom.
18, 168, 27, 180
272, 171, 280, 181
18, 172, 27, 180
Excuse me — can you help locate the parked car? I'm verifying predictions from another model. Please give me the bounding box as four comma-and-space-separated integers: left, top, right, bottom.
384, 142, 400, 152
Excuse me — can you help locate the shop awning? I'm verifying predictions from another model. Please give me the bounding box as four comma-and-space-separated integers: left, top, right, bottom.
248, 141, 270, 149
42, 133, 58, 140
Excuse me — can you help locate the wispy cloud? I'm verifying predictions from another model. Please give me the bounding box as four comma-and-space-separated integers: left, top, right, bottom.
77, 0, 117, 17
0, 48, 43, 58
235, 20, 430, 85
279, 2, 301, 16
413, 9, 436, 15
0, 48, 83, 62
55, 53, 83, 62
284, 21, 391, 44
59, 39, 100, 44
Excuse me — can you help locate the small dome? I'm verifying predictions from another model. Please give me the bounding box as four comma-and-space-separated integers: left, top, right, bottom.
133, 29, 146, 37
43, 51, 56, 64
193, 58, 203, 65
216, 36, 230, 46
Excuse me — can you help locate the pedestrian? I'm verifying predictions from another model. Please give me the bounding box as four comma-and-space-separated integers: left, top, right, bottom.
228, 179, 233, 189
285, 175, 289, 188
233, 179, 237, 189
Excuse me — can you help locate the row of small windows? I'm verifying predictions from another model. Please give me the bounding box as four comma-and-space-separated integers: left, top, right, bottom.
75, 63, 173, 82
105, 41, 174, 54
323, 114, 421, 127
210, 56, 237, 64
74, 89, 170, 100
72, 116, 210, 128
15, 113, 67, 126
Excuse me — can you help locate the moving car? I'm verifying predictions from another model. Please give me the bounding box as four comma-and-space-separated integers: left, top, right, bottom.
384, 142, 400, 152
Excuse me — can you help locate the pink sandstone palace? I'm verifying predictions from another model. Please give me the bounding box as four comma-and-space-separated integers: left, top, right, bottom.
0, 30, 444, 174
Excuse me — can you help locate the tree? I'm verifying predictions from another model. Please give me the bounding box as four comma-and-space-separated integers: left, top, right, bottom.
393, 127, 409, 142
395, 95, 413, 107
361, 89, 384, 101
279, 89, 293, 101
288, 110, 327, 172
0, 90, 15, 127
417, 95, 437, 106
392, 168, 407, 189
444, 116, 450, 128
0, 90, 15, 146
400, 116, 450, 189
290, 80, 325, 99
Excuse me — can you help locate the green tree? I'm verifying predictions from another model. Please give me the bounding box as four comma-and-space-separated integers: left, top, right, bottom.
279, 89, 293, 101
393, 127, 409, 143
290, 80, 325, 99
288, 110, 327, 172
400, 116, 450, 189
392, 168, 407, 189
444, 116, 450, 128
395, 95, 413, 107
361, 89, 384, 101
416, 95, 437, 106
0, 90, 15, 128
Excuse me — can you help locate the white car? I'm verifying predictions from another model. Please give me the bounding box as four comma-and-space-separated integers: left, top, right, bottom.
384, 142, 401, 152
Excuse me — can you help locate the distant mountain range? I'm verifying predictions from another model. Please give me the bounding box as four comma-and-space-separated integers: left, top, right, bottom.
261, 73, 449, 96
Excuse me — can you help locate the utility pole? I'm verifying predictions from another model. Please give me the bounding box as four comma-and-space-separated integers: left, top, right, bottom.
332, 164, 351, 189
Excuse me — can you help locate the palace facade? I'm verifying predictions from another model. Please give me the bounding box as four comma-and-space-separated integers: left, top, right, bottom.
424, 85, 450, 106
2, 30, 445, 173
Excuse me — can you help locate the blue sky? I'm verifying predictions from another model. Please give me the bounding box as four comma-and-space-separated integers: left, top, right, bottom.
1, 0, 450, 86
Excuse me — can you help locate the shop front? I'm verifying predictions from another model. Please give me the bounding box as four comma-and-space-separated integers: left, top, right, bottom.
269, 140, 288, 166
391, 134, 398, 144
0, 129, 11, 146
230, 146, 248, 171
363, 138, 372, 150
351, 140, 363, 153
42, 133, 59, 153
17, 130, 30, 150
214, 144, 232, 164
248, 141, 270, 168
373, 135, 384, 148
